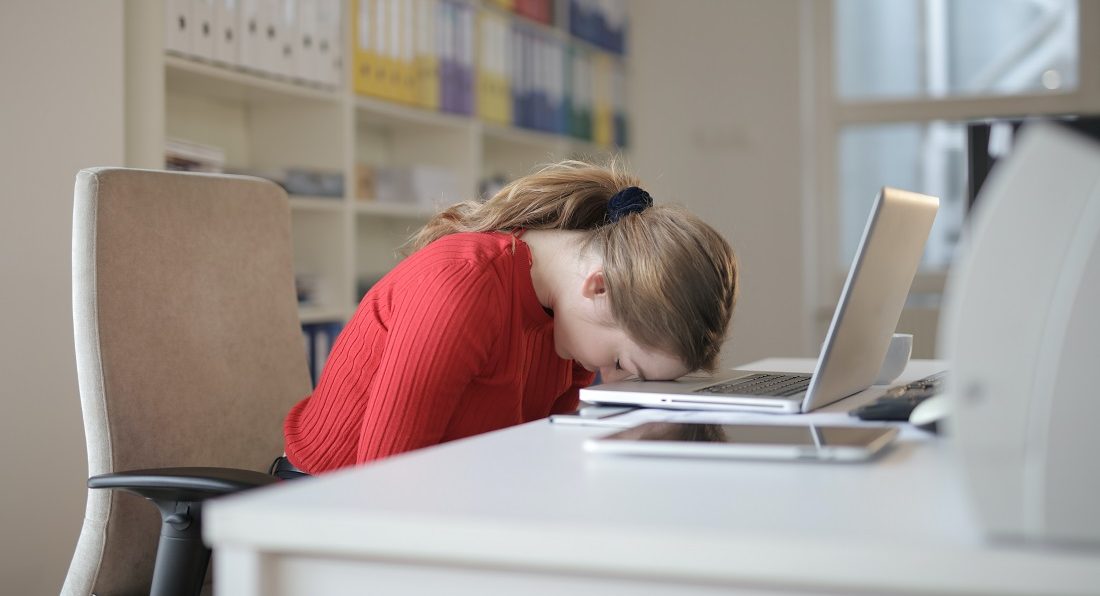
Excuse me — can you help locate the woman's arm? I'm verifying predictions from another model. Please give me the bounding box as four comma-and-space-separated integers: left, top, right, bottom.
355, 262, 505, 462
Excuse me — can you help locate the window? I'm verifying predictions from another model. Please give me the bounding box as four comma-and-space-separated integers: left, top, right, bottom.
838, 121, 966, 269
833, 0, 1079, 268
804, 0, 1097, 355
836, 0, 1078, 100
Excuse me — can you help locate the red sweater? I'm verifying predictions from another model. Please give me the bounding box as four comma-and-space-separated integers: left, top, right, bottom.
284, 231, 594, 473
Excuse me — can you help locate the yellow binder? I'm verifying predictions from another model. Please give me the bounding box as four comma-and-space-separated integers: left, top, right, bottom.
352, 0, 381, 98
592, 53, 614, 148
415, 0, 440, 109
398, 0, 417, 104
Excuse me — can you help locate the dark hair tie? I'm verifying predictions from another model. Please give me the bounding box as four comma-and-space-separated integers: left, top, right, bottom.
607, 186, 653, 223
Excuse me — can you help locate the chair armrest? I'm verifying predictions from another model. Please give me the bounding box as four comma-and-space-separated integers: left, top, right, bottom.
88, 467, 278, 596
88, 467, 278, 502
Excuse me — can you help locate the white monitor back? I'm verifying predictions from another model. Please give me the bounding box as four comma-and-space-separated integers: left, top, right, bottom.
939, 122, 1100, 546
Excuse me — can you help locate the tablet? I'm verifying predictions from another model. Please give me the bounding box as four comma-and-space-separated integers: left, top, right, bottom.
584, 422, 898, 462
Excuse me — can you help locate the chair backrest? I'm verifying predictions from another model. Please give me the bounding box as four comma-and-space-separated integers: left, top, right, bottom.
63, 168, 313, 595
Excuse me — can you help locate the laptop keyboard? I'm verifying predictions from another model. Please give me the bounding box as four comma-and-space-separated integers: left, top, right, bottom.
695, 373, 812, 397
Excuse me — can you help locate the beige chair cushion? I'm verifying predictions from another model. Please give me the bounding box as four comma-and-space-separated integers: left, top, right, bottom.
63, 168, 312, 595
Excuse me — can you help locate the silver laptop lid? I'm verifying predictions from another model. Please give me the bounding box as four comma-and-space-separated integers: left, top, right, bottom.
802, 187, 939, 412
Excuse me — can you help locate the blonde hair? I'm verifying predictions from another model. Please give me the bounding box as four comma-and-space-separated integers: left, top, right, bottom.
409, 159, 739, 372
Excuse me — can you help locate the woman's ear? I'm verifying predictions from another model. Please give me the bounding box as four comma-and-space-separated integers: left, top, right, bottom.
580, 268, 607, 300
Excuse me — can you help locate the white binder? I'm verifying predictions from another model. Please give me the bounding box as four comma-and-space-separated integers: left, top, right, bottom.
190, 0, 217, 60
275, 0, 300, 79
165, 0, 192, 55
213, 0, 240, 65
238, 0, 264, 72
296, 0, 319, 82
316, 0, 343, 87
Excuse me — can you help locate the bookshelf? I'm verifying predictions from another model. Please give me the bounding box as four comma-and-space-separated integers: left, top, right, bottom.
139, 0, 628, 370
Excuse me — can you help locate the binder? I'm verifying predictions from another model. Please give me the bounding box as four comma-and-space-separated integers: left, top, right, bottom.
516, 0, 551, 26
612, 61, 627, 147
477, 11, 492, 121
387, 0, 405, 100
165, 0, 192, 55
527, 32, 539, 130
568, 0, 587, 44
191, 0, 217, 60
551, 39, 566, 135
363, 0, 386, 98
570, 46, 592, 141
559, 38, 571, 135
374, 0, 392, 97
414, 0, 440, 109
532, 35, 547, 131
498, 17, 513, 125
511, 25, 527, 128
451, 2, 463, 114
545, 36, 560, 132
388, 0, 406, 102
608, 0, 627, 54
438, 0, 455, 112
273, 0, 299, 80
592, 52, 613, 147
316, 0, 343, 87
570, 0, 626, 54
296, 0, 318, 82
400, 0, 417, 104
509, 25, 521, 126
257, 0, 282, 76
375, 0, 392, 99
523, 29, 536, 129
457, 3, 474, 115
353, 0, 376, 95
238, 0, 265, 72
213, 0, 240, 66
478, 13, 504, 124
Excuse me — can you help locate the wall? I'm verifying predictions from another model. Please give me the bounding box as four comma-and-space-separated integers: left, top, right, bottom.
0, 1, 125, 593
630, 0, 809, 367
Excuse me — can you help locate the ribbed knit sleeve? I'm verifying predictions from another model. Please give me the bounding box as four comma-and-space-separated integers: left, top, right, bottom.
354, 259, 505, 462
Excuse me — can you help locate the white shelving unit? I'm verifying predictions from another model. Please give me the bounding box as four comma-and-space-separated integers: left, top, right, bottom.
138, 1, 626, 327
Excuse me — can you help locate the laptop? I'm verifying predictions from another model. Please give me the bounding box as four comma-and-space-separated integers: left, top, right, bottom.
580, 187, 939, 414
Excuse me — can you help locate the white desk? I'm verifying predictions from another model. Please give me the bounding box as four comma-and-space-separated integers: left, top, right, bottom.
204, 360, 1100, 595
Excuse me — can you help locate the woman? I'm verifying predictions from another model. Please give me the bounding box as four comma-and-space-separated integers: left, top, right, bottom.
279, 159, 739, 474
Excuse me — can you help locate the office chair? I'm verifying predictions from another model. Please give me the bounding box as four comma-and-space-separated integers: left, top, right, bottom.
62, 168, 313, 596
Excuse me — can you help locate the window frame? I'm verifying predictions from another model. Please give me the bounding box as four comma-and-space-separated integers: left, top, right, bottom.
800, 0, 1100, 352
